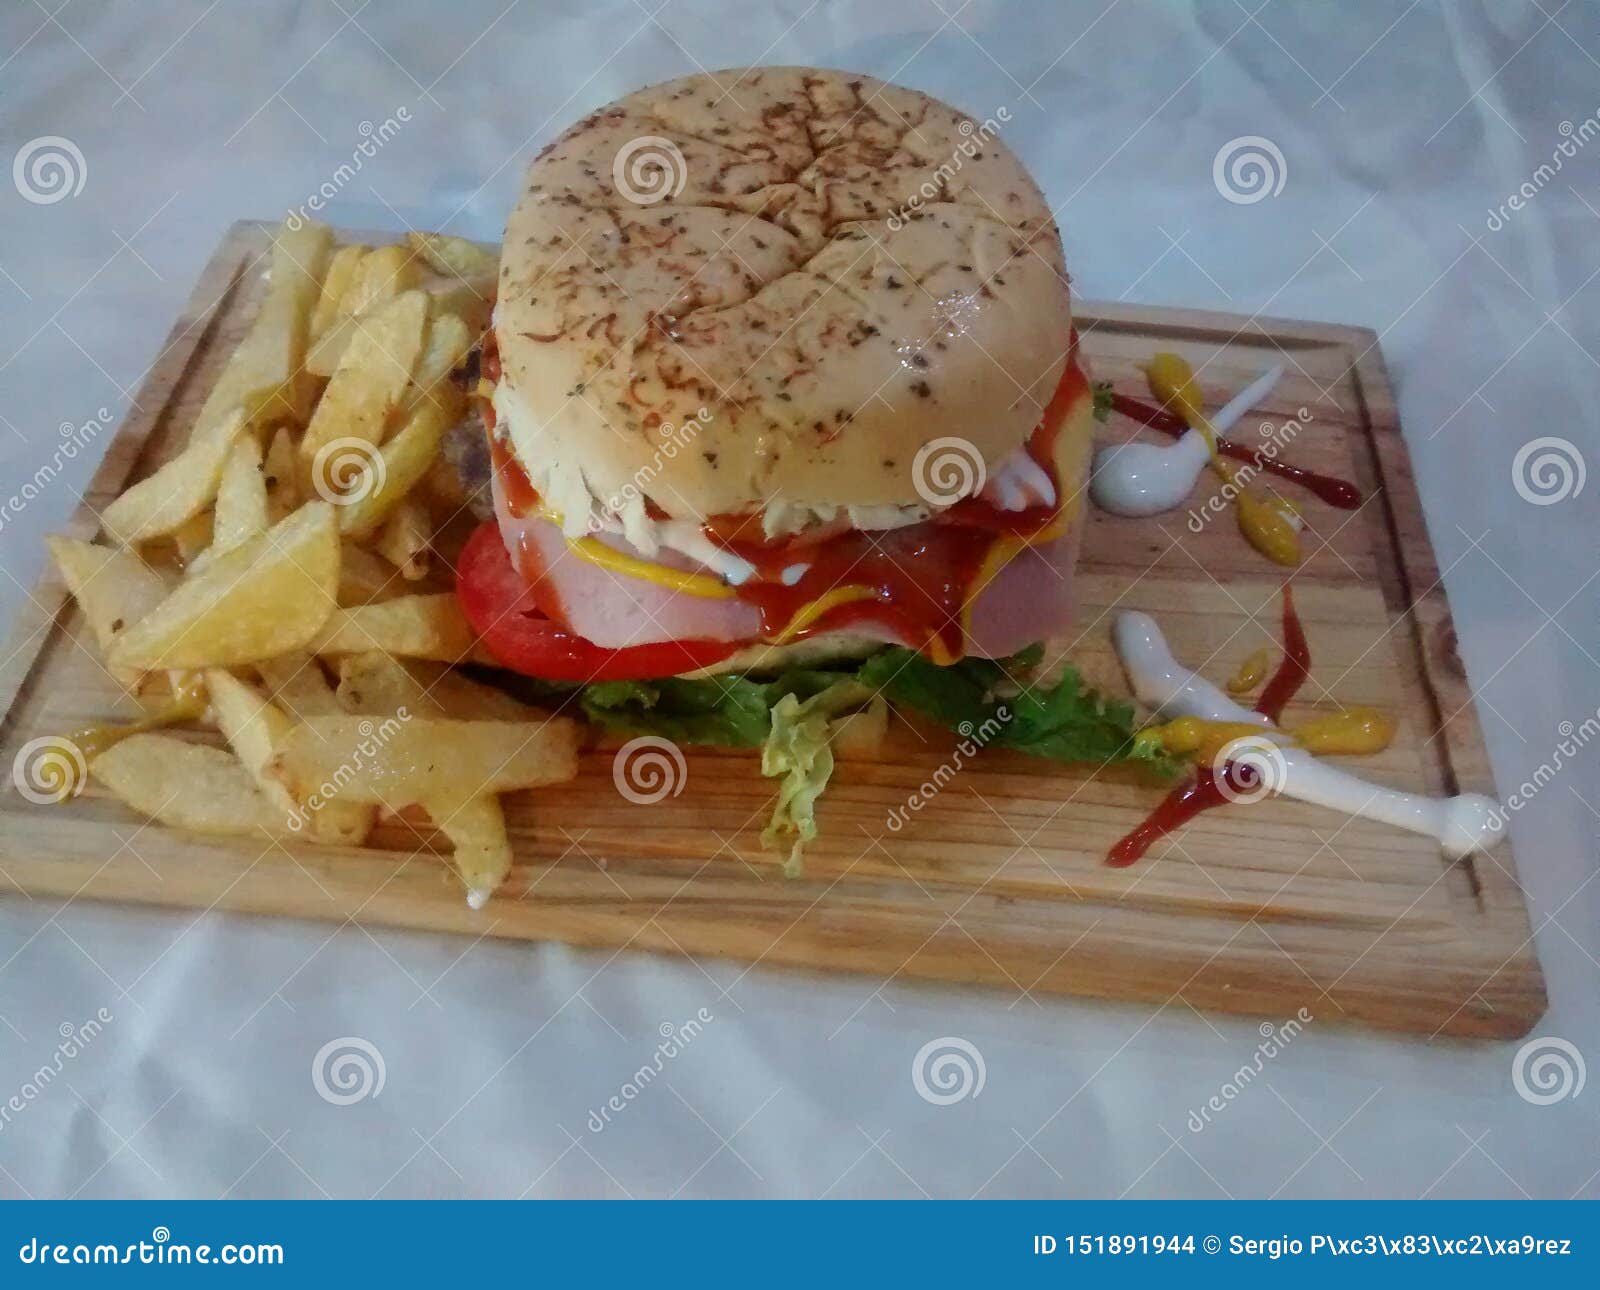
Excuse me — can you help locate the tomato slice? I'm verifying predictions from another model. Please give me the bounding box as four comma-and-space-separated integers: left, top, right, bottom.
455, 522, 742, 682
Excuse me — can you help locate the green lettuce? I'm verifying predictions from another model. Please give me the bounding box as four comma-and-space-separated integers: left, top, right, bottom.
554, 648, 1171, 873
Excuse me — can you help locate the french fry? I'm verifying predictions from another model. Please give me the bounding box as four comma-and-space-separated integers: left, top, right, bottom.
170, 511, 215, 566
91, 734, 290, 836
334, 652, 530, 721
191, 221, 333, 437
269, 714, 579, 806
376, 496, 431, 580
255, 651, 341, 719
336, 541, 406, 605
208, 667, 371, 846
204, 668, 300, 824
262, 424, 299, 519
108, 501, 340, 670
430, 794, 512, 908
403, 312, 473, 413
300, 290, 428, 472
305, 593, 486, 663
309, 243, 367, 344
305, 245, 422, 377
47, 537, 174, 687
102, 408, 248, 545
337, 388, 464, 540
406, 231, 498, 279
420, 281, 492, 340
210, 434, 270, 555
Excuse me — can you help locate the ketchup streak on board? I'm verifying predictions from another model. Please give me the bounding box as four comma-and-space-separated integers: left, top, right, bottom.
1106, 586, 1307, 867
1107, 391, 1361, 510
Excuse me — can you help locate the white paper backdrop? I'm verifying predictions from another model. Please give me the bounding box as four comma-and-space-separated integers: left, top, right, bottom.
0, 0, 1595, 1199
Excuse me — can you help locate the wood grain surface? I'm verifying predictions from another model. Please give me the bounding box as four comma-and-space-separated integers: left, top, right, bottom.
0, 222, 1546, 1039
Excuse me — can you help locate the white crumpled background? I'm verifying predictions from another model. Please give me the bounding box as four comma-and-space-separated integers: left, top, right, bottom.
0, 1, 1595, 1199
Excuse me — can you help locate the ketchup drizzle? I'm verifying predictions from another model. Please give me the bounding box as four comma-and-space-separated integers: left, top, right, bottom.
1107, 586, 1307, 867
1107, 391, 1361, 510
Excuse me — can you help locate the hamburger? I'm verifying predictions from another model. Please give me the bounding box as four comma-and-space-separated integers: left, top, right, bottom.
455, 67, 1165, 864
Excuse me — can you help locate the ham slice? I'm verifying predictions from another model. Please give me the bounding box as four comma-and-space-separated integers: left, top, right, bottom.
491, 457, 1077, 657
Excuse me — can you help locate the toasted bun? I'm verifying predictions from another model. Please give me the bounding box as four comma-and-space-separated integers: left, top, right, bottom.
496, 66, 1071, 528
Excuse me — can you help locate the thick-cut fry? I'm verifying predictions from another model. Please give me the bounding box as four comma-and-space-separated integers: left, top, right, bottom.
334, 652, 533, 722
301, 291, 428, 472
403, 312, 473, 413
420, 281, 492, 341
430, 794, 513, 908
191, 221, 333, 436
306, 593, 486, 662
210, 434, 270, 554
255, 652, 337, 716
102, 409, 249, 545
305, 245, 422, 376
262, 424, 299, 520
48, 536, 174, 686
376, 496, 431, 580
108, 502, 340, 670
204, 669, 299, 823
208, 667, 372, 846
309, 243, 367, 343
269, 714, 579, 806
406, 231, 498, 279
336, 541, 405, 605
337, 388, 464, 540
92, 734, 290, 836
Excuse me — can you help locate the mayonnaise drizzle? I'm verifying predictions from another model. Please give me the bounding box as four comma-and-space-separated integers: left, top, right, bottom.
1090, 365, 1285, 517
1113, 611, 1503, 858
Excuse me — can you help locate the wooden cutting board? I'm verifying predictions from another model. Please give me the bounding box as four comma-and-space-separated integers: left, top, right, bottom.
0, 221, 1546, 1039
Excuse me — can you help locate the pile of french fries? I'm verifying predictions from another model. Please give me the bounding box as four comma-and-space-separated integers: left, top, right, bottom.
45, 221, 578, 908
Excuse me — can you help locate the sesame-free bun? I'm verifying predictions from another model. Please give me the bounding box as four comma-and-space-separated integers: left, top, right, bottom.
496, 66, 1072, 526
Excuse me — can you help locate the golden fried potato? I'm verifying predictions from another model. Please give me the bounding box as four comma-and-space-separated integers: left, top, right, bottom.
269, 713, 578, 806
430, 794, 513, 908
305, 245, 422, 377
47, 536, 174, 687
301, 290, 428, 472
102, 408, 248, 545
305, 593, 485, 663
108, 501, 340, 670
406, 231, 497, 279
192, 221, 333, 436
91, 733, 290, 836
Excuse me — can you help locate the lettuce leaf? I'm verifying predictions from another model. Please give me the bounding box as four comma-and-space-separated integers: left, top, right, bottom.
490, 646, 1169, 873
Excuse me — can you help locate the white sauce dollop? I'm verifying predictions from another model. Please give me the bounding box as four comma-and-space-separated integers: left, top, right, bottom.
1113, 611, 1503, 859
1090, 365, 1285, 517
